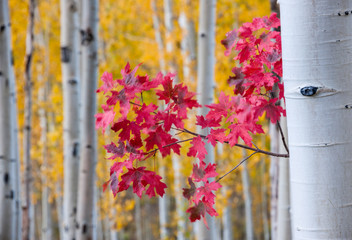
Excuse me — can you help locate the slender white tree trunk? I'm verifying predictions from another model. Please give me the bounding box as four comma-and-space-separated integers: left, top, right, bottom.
76, 0, 99, 239
281, 0, 352, 238
196, 0, 218, 239
134, 195, 143, 240
39, 83, 53, 240
22, 1, 35, 239
151, 0, 166, 73
60, 0, 81, 239
260, 151, 270, 240
241, 159, 254, 240
221, 185, 233, 240
0, 1, 18, 239
269, 123, 279, 240
276, 117, 291, 239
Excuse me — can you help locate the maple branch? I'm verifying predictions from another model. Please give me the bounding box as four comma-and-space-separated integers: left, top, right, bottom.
276, 120, 289, 154
216, 151, 258, 182
143, 137, 195, 155
175, 127, 289, 158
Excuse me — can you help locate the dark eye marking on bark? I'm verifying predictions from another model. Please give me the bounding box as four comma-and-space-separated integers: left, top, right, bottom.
300, 86, 318, 96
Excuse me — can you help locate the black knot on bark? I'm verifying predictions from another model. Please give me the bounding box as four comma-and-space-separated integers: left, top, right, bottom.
300, 86, 318, 96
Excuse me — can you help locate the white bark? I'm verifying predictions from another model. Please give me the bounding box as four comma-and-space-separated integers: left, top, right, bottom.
60, 0, 80, 239
134, 195, 142, 240
269, 123, 279, 240
39, 83, 53, 240
280, 0, 352, 238
22, 1, 35, 239
276, 117, 291, 239
0, 0, 18, 239
221, 185, 233, 240
76, 0, 99, 239
241, 160, 254, 240
151, 0, 166, 73
196, 0, 218, 239
260, 150, 270, 240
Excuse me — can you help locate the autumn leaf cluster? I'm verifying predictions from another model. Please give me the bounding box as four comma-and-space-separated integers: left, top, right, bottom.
96, 13, 284, 225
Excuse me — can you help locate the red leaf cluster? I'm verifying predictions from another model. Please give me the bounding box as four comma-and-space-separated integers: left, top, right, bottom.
96, 14, 283, 225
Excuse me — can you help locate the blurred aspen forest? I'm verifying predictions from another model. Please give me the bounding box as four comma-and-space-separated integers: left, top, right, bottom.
5, 0, 278, 239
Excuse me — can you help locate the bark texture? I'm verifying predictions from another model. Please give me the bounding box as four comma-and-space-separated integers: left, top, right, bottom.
60, 0, 81, 239
196, 0, 218, 239
76, 0, 99, 239
22, 1, 35, 239
281, 0, 352, 238
0, 1, 18, 239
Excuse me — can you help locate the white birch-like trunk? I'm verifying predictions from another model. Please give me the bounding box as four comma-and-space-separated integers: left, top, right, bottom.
241, 160, 254, 240
269, 123, 279, 240
39, 83, 53, 240
151, 0, 166, 73
60, 0, 80, 239
221, 185, 233, 240
134, 195, 143, 240
280, 1, 352, 238
0, 1, 18, 239
22, 1, 35, 239
76, 0, 99, 239
260, 151, 270, 240
196, 0, 218, 239
276, 117, 291, 239
56, 183, 64, 240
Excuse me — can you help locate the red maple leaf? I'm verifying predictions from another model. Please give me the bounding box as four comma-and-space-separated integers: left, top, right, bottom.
97, 72, 116, 94
193, 181, 221, 205
183, 177, 196, 200
141, 171, 167, 198
254, 98, 285, 123
95, 104, 115, 134
104, 141, 125, 159
187, 136, 207, 161
117, 167, 167, 198
191, 161, 218, 182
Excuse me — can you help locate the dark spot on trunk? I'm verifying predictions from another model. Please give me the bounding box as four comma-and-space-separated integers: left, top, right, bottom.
73, 142, 79, 157
82, 224, 87, 233
200, 33, 206, 37
81, 28, 94, 45
0, 24, 5, 32
69, 79, 78, 85
61, 47, 71, 63
6, 190, 14, 199
300, 86, 318, 96
4, 172, 9, 183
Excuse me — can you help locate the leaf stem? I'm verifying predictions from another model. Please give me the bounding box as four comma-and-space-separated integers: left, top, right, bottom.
216, 151, 258, 182
276, 120, 289, 154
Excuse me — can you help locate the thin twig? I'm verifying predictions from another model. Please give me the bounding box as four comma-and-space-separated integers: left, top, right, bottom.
143, 137, 195, 155
216, 151, 258, 182
276, 120, 289, 154
176, 127, 289, 158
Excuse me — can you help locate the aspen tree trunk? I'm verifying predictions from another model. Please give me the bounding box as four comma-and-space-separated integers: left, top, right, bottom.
269, 123, 279, 240
76, 0, 99, 239
221, 186, 233, 240
60, 0, 81, 239
22, 1, 35, 239
178, 1, 196, 82
158, 1, 177, 238
260, 137, 270, 240
134, 195, 143, 240
196, 0, 218, 239
241, 160, 254, 240
280, 0, 352, 238
0, 1, 19, 239
276, 116, 291, 239
151, 0, 165, 73
39, 83, 53, 240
